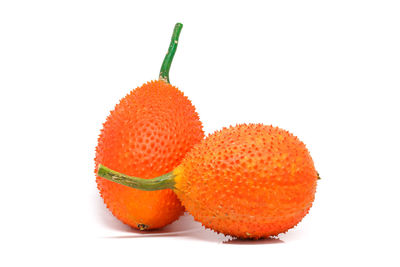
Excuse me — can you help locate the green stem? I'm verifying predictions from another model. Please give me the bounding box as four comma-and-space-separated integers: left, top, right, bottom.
159, 23, 183, 83
97, 164, 176, 191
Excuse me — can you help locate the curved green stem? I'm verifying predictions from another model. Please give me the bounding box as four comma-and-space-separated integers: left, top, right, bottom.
159, 23, 183, 83
97, 164, 176, 191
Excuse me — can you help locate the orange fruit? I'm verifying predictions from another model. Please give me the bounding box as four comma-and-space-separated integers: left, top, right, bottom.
95, 23, 204, 230
173, 124, 317, 238
98, 124, 318, 238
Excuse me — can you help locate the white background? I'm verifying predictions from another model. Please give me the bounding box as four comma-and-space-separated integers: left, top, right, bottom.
1, 0, 399, 266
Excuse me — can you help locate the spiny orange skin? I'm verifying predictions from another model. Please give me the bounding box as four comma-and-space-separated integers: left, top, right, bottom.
173, 124, 317, 239
95, 80, 204, 230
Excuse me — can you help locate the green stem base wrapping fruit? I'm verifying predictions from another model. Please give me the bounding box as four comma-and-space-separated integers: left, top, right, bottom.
97, 164, 176, 191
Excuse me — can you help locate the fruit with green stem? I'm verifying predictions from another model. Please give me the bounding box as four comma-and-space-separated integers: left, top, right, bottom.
95, 23, 204, 230
97, 124, 318, 238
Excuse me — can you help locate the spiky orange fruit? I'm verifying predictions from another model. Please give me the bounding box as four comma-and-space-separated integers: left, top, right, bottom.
95, 80, 204, 229
172, 124, 317, 238
97, 123, 318, 238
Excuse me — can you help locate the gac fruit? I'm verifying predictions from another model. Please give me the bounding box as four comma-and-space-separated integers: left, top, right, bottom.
97, 124, 318, 238
95, 23, 204, 230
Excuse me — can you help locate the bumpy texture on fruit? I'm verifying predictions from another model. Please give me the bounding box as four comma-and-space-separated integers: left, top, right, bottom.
95, 80, 204, 230
173, 124, 317, 238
